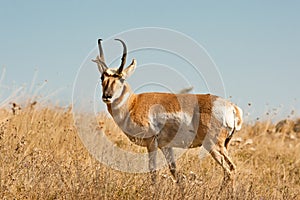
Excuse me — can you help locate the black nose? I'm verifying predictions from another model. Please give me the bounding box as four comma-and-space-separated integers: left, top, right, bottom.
102, 94, 112, 99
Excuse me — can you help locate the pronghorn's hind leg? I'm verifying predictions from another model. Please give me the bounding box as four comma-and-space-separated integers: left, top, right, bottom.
161, 147, 178, 182
221, 147, 236, 172
203, 128, 236, 191
209, 148, 233, 178
209, 147, 236, 192
203, 128, 236, 187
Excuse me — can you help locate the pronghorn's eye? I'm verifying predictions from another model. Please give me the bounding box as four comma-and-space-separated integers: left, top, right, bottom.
101, 74, 104, 82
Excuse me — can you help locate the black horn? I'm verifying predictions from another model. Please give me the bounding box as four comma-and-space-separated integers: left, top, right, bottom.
97, 39, 108, 69
115, 39, 127, 74
98, 39, 105, 63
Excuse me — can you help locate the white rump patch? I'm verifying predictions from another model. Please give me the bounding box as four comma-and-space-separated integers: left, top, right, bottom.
212, 98, 236, 135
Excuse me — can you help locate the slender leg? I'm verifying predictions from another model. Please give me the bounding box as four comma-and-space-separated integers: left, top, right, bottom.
209, 148, 232, 177
203, 129, 236, 178
161, 147, 177, 181
207, 146, 236, 193
221, 147, 236, 172
147, 137, 158, 183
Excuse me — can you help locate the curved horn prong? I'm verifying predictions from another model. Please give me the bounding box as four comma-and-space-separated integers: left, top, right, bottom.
115, 39, 127, 74
92, 39, 108, 71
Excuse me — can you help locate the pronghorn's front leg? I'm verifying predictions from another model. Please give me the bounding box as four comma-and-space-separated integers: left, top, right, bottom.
161, 147, 178, 182
147, 136, 158, 183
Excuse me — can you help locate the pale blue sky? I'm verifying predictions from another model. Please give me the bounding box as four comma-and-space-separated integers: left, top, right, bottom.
1, 1, 300, 121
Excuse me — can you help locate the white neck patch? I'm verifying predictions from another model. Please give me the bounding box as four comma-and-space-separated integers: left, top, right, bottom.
114, 92, 130, 109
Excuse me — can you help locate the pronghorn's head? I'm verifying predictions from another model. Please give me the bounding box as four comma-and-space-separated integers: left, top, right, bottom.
92, 39, 136, 104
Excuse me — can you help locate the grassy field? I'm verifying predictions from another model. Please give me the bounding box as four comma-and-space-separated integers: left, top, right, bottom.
0, 103, 300, 199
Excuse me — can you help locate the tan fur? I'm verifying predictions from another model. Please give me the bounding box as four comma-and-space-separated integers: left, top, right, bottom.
124, 93, 217, 148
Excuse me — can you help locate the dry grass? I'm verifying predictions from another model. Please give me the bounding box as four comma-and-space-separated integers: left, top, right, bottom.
0, 103, 300, 199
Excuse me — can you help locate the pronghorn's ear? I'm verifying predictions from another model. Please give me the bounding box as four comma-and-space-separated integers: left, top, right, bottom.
122, 59, 136, 79
92, 56, 107, 74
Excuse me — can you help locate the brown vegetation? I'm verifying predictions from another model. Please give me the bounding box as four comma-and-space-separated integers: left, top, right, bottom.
0, 103, 299, 199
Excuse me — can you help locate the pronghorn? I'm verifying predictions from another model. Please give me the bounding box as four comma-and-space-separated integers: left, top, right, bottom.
92, 39, 243, 183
